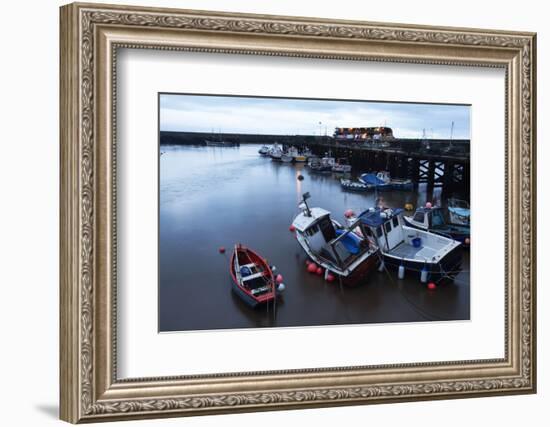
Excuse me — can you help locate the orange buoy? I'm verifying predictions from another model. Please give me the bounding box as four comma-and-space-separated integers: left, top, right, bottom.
427, 282, 436, 290
218, 247, 226, 254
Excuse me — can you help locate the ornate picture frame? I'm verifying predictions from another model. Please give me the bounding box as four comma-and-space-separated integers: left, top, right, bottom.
60, 2, 536, 423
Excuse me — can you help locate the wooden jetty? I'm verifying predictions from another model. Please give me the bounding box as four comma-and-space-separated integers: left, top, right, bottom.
160, 131, 470, 196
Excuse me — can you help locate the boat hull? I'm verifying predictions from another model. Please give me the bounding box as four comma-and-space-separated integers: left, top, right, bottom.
403, 217, 470, 246
382, 244, 463, 283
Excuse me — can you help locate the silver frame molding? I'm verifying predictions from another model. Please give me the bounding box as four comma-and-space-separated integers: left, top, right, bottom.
60, 2, 537, 423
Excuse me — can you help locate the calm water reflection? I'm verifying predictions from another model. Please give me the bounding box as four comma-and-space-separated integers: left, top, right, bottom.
159, 144, 469, 332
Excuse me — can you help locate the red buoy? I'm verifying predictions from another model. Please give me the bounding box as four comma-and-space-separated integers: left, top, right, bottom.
218, 247, 226, 254
326, 273, 336, 282
464, 237, 470, 245
316, 267, 323, 276
307, 263, 318, 273
276, 274, 284, 284
344, 209, 355, 218
305, 260, 311, 266
427, 282, 437, 290
289, 224, 296, 232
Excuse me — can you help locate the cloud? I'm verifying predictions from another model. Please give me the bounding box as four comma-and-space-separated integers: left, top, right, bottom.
160, 94, 470, 139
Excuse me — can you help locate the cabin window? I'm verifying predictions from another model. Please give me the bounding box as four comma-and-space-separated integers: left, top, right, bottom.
392, 216, 399, 228
319, 218, 337, 242
306, 224, 318, 237
413, 212, 425, 223
376, 226, 383, 238
384, 221, 392, 233
432, 211, 444, 226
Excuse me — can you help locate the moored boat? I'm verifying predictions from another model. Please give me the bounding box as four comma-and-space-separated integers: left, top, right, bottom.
350, 207, 463, 283
359, 171, 413, 191
309, 156, 335, 173
402, 206, 470, 246
340, 179, 374, 192
332, 158, 352, 173
258, 145, 270, 156
269, 143, 283, 161
447, 198, 470, 225
230, 244, 276, 308
292, 193, 379, 286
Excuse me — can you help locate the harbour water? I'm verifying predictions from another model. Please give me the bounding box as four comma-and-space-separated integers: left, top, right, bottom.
159, 144, 470, 332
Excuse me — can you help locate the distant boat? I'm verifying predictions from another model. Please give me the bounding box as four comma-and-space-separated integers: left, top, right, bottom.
447, 198, 470, 226
332, 158, 352, 173
292, 193, 379, 286
269, 143, 283, 161
230, 244, 276, 308
258, 145, 270, 156
403, 206, 470, 246
309, 156, 335, 173
204, 139, 238, 147
359, 171, 413, 191
281, 146, 298, 163
340, 179, 374, 192
354, 207, 462, 283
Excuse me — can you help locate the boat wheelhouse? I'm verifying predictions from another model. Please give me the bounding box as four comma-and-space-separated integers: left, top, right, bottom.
258, 145, 270, 156
292, 193, 379, 286
403, 207, 470, 246
352, 207, 463, 283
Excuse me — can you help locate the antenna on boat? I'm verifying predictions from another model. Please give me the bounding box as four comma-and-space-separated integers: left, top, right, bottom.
301, 192, 312, 217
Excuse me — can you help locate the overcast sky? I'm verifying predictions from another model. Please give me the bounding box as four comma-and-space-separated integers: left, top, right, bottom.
160, 94, 470, 139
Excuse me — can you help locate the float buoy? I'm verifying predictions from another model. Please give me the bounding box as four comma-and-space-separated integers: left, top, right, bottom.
427, 282, 437, 290
305, 260, 311, 266
276, 274, 284, 284
344, 209, 355, 219
277, 283, 286, 292
404, 203, 414, 211
218, 247, 226, 254
271, 265, 277, 273
420, 266, 428, 283
307, 263, 318, 273
464, 237, 470, 245
297, 174, 304, 181
316, 267, 323, 276
398, 264, 405, 280
425, 202, 432, 209
289, 224, 296, 232
326, 273, 335, 283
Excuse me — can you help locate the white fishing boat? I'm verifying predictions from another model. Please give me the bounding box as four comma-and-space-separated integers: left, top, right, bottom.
348, 207, 462, 283
291, 193, 379, 286
258, 145, 270, 156
269, 143, 283, 161
332, 158, 352, 173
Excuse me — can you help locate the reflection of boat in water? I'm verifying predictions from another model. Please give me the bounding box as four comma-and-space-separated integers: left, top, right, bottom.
340, 179, 373, 192
447, 198, 470, 225
359, 171, 413, 191
332, 158, 352, 173
403, 207, 470, 246
205, 139, 239, 147
230, 244, 276, 308
292, 193, 379, 286
351, 207, 462, 283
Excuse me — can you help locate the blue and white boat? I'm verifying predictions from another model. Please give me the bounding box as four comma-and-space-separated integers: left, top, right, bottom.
447, 198, 470, 226
348, 207, 463, 283
359, 171, 413, 191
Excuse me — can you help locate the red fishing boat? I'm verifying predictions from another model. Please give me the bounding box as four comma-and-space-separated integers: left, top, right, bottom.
230, 244, 276, 308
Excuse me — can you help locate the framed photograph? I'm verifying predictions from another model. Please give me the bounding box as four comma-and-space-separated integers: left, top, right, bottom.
60, 2, 537, 423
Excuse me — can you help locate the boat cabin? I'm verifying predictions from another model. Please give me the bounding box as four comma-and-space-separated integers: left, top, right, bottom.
293, 204, 373, 272
408, 207, 446, 230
